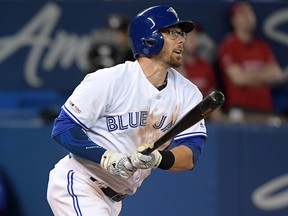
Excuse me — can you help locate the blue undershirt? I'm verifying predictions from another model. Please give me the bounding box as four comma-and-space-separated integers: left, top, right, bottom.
52, 109, 106, 164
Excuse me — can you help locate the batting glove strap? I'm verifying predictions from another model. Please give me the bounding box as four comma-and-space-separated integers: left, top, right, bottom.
158, 150, 175, 170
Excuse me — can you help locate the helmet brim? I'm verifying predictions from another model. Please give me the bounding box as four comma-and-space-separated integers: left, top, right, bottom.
176, 21, 195, 33
165, 20, 195, 33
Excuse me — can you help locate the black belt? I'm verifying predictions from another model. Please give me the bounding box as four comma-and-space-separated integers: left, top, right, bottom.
90, 177, 126, 202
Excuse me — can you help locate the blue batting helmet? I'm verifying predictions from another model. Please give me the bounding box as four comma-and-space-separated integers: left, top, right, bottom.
128, 5, 195, 58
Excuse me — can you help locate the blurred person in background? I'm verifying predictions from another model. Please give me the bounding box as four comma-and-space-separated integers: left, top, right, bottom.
193, 24, 217, 64
218, 1, 283, 123
178, 24, 223, 121
108, 14, 134, 63
87, 14, 133, 73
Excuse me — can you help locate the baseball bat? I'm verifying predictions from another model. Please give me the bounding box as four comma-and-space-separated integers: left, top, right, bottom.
141, 91, 225, 155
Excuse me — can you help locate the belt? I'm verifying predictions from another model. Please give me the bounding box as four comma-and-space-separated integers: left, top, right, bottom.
90, 177, 126, 202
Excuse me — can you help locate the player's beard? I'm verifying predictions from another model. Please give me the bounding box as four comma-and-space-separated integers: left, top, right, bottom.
157, 49, 182, 68
169, 54, 182, 68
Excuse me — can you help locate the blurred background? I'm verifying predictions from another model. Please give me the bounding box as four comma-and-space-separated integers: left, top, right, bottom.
0, 0, 288, 215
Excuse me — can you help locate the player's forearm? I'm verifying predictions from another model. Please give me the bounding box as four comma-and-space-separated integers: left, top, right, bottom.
52, 126, 106, 164
52, 109, 106, 164
169, 145, 194, 171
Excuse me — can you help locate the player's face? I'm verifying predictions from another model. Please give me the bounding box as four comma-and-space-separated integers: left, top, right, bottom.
157, 27, 187, 68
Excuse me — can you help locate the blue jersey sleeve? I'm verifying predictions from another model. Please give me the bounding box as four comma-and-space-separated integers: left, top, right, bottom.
51, 109, 106, 164
172, 136, 205, 166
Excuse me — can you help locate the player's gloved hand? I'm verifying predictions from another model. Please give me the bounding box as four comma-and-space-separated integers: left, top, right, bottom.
131, 145, 162, 169
100, 151, 135, 179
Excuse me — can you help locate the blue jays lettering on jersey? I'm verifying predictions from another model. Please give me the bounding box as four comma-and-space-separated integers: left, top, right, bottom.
105, 111, 172, 132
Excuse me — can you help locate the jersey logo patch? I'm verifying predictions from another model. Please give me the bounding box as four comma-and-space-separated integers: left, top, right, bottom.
69, 100, 81, 113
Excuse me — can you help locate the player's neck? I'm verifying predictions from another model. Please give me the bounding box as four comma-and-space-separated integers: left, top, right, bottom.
137, 58, 168, 88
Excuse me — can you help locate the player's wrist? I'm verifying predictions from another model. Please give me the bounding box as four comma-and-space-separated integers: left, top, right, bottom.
158, 150, 175, 170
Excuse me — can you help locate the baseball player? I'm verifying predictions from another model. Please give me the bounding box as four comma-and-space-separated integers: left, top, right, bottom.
47, 5, 207, 216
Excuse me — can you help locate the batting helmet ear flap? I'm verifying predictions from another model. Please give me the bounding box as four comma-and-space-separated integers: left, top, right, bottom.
140, 32, 164, 56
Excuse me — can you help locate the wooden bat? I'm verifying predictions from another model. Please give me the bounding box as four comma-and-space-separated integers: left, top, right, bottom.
141, 91, 225, 155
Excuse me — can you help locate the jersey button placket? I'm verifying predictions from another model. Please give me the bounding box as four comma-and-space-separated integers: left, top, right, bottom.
154, 95, 161, 112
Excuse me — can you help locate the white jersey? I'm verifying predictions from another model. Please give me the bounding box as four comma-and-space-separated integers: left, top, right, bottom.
63, 60, 207, 195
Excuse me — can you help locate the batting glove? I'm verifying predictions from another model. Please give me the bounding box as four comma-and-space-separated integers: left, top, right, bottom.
131, 145, 162, 169
100, 151, 135, 179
